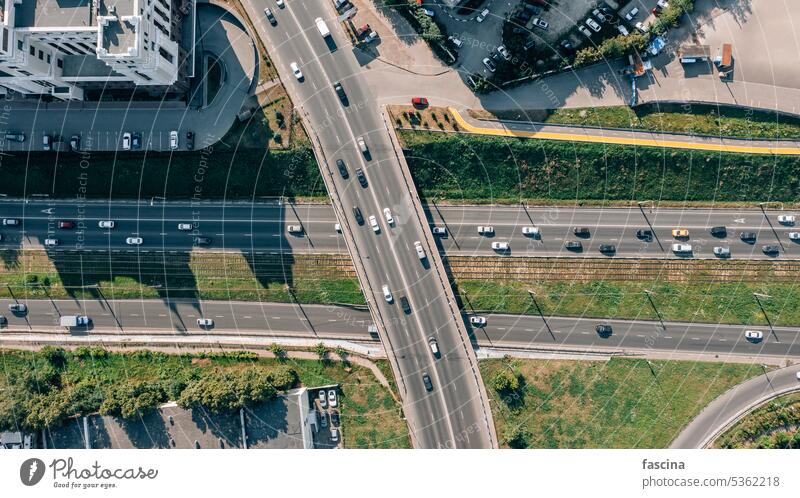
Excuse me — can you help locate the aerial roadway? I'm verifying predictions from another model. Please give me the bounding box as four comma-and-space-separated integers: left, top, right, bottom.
2, 299, 798, 360
240, 0, 495, 448
1, 199, 798, 259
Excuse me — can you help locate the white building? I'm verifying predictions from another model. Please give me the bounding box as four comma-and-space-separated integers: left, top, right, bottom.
0, 0, 187, 100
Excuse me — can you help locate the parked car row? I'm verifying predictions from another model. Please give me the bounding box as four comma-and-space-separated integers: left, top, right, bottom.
12, 130, 194, 152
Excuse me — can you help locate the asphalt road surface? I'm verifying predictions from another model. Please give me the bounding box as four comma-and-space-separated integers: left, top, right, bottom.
2, 200, 798, 259
241, 0, 494, 448
670, 363, 800, 448
3, 299, 798, 360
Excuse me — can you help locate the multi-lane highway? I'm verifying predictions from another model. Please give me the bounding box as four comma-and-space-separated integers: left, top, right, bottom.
240, 0, 495, 448
2, 199, 799, 259
3, 299, 799, 360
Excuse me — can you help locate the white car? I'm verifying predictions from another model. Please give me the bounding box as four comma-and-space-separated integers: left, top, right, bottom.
522, 226, 540, 237
532, 18, 548, 30
126, 237, 143, 245
422, 8, 434, 17
328, 389, 337, 407
448, 35, 463, 48
357, 136, 368, 154
197, 318, 214, 327
617, 24, 629, 36
789, 232, 800, 240
671, 243, 692, 254
44, 238, 59, 247
290, 62, 303, 80
414, 241, 426, 259
744, 330, 763, 342
579, 25, 593, 38
334, 223, 342, 233
383, 207, 394, 226
586, 18, 601, 32
177, 223, 193, 231
625, 7, 639, 20
318, 390, 327, 408
477, 226, 494, 235
635, 21, 649, 33
713, 246, 731, 257
777, 215, 796, 225
657, 0, 669, 8
122, 132, 131, 150
382, 284, 393, 303
432, 226, 447, 236
470, 316, 487, 327
476, 8, 489, 22
275, 0, 285, 7
491, 241, 509, 251
497, 45, 511, 60
2, 219, 20, 226
287, 225, 303, 234
98, 220, 115, 229
330, 427, 339, 443
369, 215, 380, 233
428, 337, 440, 358
169, 130, 179, 150
482, 57, 496, 73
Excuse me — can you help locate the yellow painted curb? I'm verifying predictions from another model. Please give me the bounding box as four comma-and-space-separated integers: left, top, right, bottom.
448, 108, 800, 156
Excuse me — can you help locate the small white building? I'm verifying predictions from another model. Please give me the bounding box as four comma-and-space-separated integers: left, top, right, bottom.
0, 0, 189, 100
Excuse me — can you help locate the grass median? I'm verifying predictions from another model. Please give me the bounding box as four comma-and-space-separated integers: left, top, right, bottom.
713, 393, 800, 449
481, 357, 762, 448
471, 103, 800, 141
400, 130, 800, 205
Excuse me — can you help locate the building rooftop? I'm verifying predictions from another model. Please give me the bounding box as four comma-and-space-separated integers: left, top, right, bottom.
680, 44, 711, 59
15, 0, 135, 29
15, 0, 96, 29
101, 17, 137, 55
62, 54, 121, 77
245, 395, 305, 449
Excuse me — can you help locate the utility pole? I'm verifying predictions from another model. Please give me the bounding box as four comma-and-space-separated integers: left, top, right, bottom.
527, 289, 554, 340
753, 293, 778, 342
644, 290, 666, 330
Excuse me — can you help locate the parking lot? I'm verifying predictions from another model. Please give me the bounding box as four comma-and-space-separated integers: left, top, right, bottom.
310, 385, 342, 449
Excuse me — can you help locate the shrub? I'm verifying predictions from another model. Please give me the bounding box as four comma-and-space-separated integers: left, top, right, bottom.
100, 380, 168, 419
177, 369, 277, 412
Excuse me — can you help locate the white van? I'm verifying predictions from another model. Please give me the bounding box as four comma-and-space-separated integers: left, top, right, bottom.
382, 284, 393, 303
315, 17, 331, 38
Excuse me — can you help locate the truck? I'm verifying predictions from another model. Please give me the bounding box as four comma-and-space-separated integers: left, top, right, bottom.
60, 315, 90, 328
315, 17, 331, 38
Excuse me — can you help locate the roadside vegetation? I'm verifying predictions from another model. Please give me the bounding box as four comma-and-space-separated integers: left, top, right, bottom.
399, 131, 800, 204
471, 103, 800, 140
0, 347, 409, 449
0, 251, 364, 305
714, 393, 800, 449
481, 357, 760, 448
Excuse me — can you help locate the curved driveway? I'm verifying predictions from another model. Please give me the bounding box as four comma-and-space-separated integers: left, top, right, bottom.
670, 363, 800, 448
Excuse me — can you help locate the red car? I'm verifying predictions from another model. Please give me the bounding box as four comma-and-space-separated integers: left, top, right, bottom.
411, 97, 429, 108
58, 220, 75, 229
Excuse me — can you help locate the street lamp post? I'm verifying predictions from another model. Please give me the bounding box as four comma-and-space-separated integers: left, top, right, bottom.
527, 289, 555, 340
644, 290, 666, 330
753, 293, 778, 342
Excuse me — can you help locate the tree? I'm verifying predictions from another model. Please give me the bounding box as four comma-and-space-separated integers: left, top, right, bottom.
177, 369, 277, 413
40, 347, 68, 370
266, 366, 299, 391
491, 369, 520, 393
269, 343, 287, 359
100, 380, 168, 419
505, 427, 531, 449
314, 342, 328, 360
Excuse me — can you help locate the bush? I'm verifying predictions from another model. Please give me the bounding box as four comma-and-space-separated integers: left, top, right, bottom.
266, 366, 299, 391
491, 369, 520, 393
100, 380, 168, 419
573, 33, 649, 68
177, 369, 277, 412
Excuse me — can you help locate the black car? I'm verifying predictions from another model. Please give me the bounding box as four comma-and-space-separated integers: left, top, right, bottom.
710, 226, 727, 237
740, 232, 757, 243
762, 245, 780, 255
355, 168, 367, 187
595, 324, 613, 337
193, 236, 213, 246
132, 132, 141, 150
353, 206, 364, 225
265, 8, 276, 25
565, 241, 583, 251
573, 227, 591, 237
336, 159, 349, 179
70, 135, 80, 152
422, 373, 433, 392
636, 229, 652, 241
599, 244, 616, 254
400, 296, 411, 314
330, 410, 340, 426
333, 81, 348, 104
186, 131, 195, 150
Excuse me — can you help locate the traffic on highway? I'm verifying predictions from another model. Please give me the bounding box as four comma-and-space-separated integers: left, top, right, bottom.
2, 200, 798, 259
